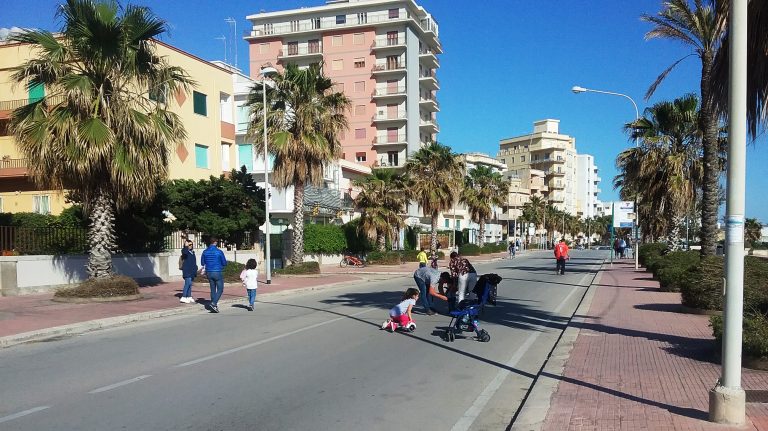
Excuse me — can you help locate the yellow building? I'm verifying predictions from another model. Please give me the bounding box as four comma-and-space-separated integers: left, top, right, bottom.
0, 39, 238, 215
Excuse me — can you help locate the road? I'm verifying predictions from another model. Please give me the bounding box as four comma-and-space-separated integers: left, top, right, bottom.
0, 250, 605, 431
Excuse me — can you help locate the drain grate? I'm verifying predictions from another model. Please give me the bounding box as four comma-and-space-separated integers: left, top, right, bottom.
746, 390, 768, 403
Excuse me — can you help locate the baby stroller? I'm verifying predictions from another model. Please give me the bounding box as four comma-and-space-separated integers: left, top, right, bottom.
443, 273, 502, 342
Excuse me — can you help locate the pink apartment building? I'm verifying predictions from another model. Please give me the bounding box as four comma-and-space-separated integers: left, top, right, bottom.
245, 0, 441, 169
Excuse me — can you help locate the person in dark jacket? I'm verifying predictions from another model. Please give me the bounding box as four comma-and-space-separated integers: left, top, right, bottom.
201, 236, 228, 313
180, 239, 198, 304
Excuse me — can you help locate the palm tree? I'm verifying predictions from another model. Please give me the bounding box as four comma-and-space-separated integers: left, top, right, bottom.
522, 195, 546, 246
744, 218, 763, 247
460, 166, 509, 248
642, 0, 726, 256
615, 94, 703, 249
9, 0, 192, 279
354, 169, 407, 251
247, 63, 350, 265
405, 142, 464, 255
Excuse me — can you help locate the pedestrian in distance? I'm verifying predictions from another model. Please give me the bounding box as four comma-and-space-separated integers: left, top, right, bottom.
508, 241, 516, 259
200, 236, 228, 313
240, 258, 258, 311
516, 237, 522, 254
619, 237, 627, 259
416, 247, 428, 268
179, 239, 198, 304
554, 238, 570, 275
381, 287, 419, 332
449, 251, 478, 304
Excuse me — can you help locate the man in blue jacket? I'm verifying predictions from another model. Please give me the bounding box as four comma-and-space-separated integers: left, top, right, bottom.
201, 236, 228, 313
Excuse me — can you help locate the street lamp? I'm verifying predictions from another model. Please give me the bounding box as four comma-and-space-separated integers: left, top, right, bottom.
261, 65, 277, 284
572, 85, 640, 270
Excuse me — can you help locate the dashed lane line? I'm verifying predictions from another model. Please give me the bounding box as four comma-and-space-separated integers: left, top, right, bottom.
88, 375, 152, 394
0, 406, 51, 424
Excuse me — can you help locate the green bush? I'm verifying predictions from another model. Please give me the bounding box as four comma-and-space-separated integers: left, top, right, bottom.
680, 256, 724, 310
366, 251, 401, 265
303, 224, 347, 254
54, 275, 140, 298
711, 312, 768, 360
342, 219, 372, 253
459, 244, 481, 256
275, 261, 320, 275
639, 242, 668, 267
395, 249, 445, 262
480, 243, 507, 253
649, 251, 700, 292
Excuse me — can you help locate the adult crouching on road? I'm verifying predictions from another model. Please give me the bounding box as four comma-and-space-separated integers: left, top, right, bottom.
201, 236, 228, 313
180, 239, 198, 304
554, 238, 569, 275
449, 251, 477, 304
413, 262, 452, 315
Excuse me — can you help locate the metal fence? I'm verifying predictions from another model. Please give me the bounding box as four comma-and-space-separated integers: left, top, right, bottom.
0, 226, 88, 255
163, 230, 260, 252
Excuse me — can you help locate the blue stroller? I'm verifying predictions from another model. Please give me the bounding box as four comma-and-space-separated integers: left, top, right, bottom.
443, 273, 501, 342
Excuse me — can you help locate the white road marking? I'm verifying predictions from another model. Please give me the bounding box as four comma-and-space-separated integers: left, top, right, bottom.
451, 271, 592, 431
0, 406, 50, 424
176, 308, 375, 368
88, 375, 152, 394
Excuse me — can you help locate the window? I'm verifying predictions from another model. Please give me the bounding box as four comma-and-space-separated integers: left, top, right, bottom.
332, 35, 343, 46
357, 12, 367, 24
353, 33, 364, 45
263, 23, 274, 35
33, 195, 50, 215
386, 31, 398, 45
354, 105, 366, 116
388, 8, 400, 19
287, 41, 298, 55
238, 144, 253, 171
193, 91, 207, 116
332, 59, 343, 71
444, 219, 450, 228
521, 155, 526, 162
456, 220, 461, 230
220, 92, 233, 123
195, 144, 209, 168
308, 39, 320, 54
336, 14, 346, 24
355, 152, 367, 162
387, 151, 399, 166
354, 128, 366, 139
353, 57, 365, 68
259, 43, 269, 54
221, 143, 231, 171
386, 55, 400, 69
335, 83, 345, 93
353, 81, 365, 92
28, 83, 44, 102
0, 119, 10, 136
290, 20, 299, 32
510, 157, 514, 163
311, 17, 321, 29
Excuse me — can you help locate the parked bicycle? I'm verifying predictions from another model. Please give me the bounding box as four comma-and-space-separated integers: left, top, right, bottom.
340, 254, 365, 267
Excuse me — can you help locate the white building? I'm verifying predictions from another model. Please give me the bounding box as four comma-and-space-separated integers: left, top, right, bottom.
575, 154, 602, 219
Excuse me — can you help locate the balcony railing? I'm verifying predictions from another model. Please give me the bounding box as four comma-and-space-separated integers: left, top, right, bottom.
373, 134, 407, 145
372, 112, 407, 122
246, 14, 438, 38
373, 62, 406, 72
0, 158, 27, 169
376, 159, 404, 168
372, 36, 405, 48
419, 119, 439, 129
279, 44, 323, 58
372, 86, 406, 97
0, 95, 66, 111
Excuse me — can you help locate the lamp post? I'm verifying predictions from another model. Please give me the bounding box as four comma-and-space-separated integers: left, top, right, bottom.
710, 0, 747, 424
261, 65, 277, 284
572, 85, 640, 270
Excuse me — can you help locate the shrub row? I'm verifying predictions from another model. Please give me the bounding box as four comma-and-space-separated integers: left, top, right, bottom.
275, 261, 320, 275
303, 224, 348, 255
458, 243, 507, 256
711, 313, 768, 361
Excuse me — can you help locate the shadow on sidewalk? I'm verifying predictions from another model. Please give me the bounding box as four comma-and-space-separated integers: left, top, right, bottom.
634, 303, 684, 313
541, 371, 710, 420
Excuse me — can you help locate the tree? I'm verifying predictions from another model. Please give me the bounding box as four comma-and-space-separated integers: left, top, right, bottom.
353, 169, 407, 251
642, 0, 726, 256
246, 63, 350, 265
9, 0, 192, 279
405, 142, 464, 255
615, 94, 703, 249
744, 218, 763, 247
521, 195, 547, 246
460, 166, 509, 248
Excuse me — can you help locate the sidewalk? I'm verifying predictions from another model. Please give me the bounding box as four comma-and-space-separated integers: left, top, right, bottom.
535, 261, 768, 430
0, 272, 362, 346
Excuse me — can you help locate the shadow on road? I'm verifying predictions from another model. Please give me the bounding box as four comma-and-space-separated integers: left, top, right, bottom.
497, 265, 599, 274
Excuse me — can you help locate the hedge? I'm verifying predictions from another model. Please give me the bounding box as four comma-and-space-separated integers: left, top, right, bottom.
366, 251, 401, 265
275, 261, 320, 275
650, 251, 700, 292
638, 242, 668, 267
396, 250, 445, 262
303, 224, 347, 254
459, 244, 481, 256
680, 256, 768, 313
711, 313, 768, 360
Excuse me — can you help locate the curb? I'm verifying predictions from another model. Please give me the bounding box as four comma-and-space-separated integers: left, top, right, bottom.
510, 265, 605, 431
0, 276, 365, 349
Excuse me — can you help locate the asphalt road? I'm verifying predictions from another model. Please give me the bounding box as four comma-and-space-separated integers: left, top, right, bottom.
0, 250, 605, 431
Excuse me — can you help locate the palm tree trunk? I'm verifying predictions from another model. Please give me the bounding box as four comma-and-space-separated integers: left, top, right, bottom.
430, 211, 438, 255
376, 231, 386, 252
668, 214, 684, 251
292, 183, 305, 265
478, 218, 486, 248
699, 53, 720, 257
86, 189, 117, 279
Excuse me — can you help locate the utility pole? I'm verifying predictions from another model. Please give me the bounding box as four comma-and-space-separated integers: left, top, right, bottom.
225, 18, 238, 68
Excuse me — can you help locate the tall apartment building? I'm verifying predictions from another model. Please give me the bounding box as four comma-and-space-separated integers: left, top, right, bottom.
502, 168, 548, 238
575, 154, 602, 219
244, 0, 441, 169
0, 39, 238, 215
498, 119, 579, 216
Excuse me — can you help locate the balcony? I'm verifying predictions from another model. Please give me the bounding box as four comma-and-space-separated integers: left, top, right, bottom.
549, 194, 565, 203
548, 181, 565, 190
543, 168, 566, 176
278, 44, 323, 61
372, 86, 406, 99
419, 71, 439, 90
419, 118, 439, 133
372, 62, 407, 75
373, 134, 407, 147
0, 158, 28, 178
419, 97, 439, 112
372, 112, 407, 123
0, 95, 66, 113
376, 158, 405, 169
531, 157, 563, 167
371, 36, 406, 51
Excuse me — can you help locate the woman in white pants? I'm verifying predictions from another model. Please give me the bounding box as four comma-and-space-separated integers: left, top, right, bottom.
449, 251, 478, 304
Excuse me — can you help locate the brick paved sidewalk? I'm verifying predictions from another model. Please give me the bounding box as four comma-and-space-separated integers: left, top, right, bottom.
542, 261, 768, 431
0, 273, 360, 339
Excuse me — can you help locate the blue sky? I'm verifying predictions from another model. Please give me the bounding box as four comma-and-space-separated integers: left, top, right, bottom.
3, 0, 767, 221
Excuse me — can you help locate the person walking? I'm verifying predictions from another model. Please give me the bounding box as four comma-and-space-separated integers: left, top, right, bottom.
416, 248, 428, 268
449, 251, 477, 304
516, 237, 522, 254
240, 258, 258, 311
201, 236, 228, 313
554, 238, 570, 275
179, 239, 198, 304
619, 237, 627, 259
508, 240, 516, 259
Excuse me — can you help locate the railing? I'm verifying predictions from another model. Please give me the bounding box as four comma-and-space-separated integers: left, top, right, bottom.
279, 44, 323, 57
372, 86, 406, 97
0, 226, 88, 255
372, 112, 407, 121
246, 13, 438, 38
376, 159, 404, 168
373, 134, 407, 144
0, 158, 27, 169
0, 95, 66, 112
419, 119, 439, 129
163, 230, 259, 251
373, 62, 405, 72
372, 36, 405, 48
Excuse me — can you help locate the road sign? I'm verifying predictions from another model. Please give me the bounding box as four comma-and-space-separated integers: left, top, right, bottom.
613, 201, 635, 228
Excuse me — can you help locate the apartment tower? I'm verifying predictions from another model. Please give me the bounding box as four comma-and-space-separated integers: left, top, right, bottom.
245, 0, 441, 168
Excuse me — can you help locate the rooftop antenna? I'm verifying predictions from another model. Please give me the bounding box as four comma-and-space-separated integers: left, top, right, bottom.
225, 17, 237, 69
214, 35, 227, 63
